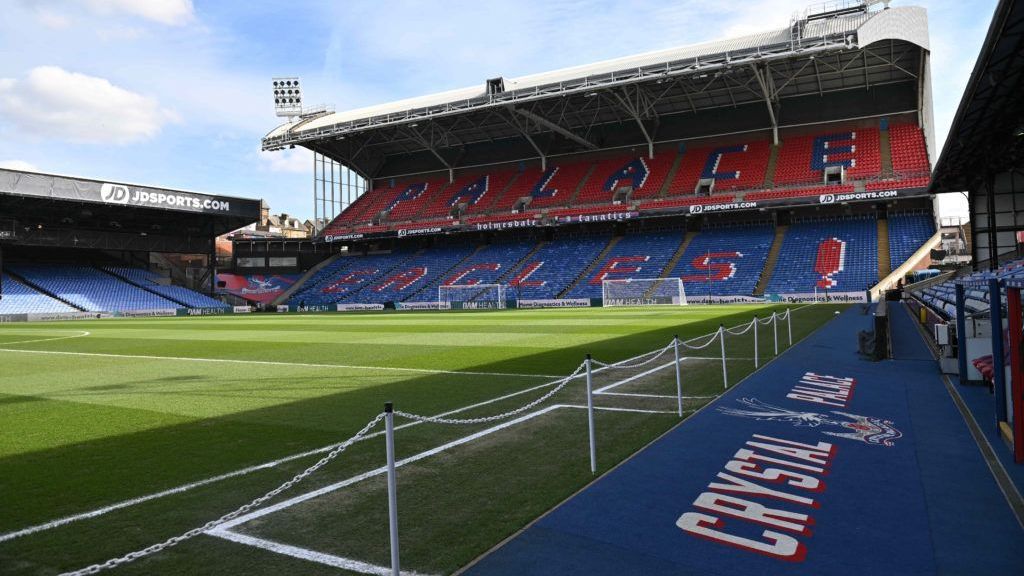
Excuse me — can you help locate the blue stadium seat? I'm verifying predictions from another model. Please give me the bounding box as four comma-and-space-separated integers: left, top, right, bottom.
669, 224, 774, 298
0, 274, 77, 314
104, 267, 227, 309
8, 264, 180, 312
887, 212, 935, 268
566, 231, 684, 299
766, 216, 879, 294
506, 235, 611, 300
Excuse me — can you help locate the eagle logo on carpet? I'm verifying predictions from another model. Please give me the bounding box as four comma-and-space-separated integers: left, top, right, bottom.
718, 398, 902, 447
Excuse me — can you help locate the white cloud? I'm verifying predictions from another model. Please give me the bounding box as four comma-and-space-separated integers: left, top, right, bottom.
0, 159, 39, 171
36, 9, 72, 29
0, 66, 179, 144
83, 0, 194, 26
259, 147, 311, 174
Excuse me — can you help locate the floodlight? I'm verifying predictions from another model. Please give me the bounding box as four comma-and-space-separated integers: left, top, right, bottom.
272, 76, 303, 118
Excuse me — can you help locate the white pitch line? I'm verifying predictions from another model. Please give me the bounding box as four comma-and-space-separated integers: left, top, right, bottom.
595, 391, 717, 400
0, 347, 560, 379
0, 330, 90, 346
212, 405, 564, 531
210, 529, 434, 576
566, 404, 679, 415
0, 377, 564, 544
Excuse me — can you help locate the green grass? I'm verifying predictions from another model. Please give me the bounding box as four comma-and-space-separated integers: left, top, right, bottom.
0, 304, 845, 575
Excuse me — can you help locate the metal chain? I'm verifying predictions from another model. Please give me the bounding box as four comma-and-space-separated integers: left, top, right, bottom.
680, 330, 721, 350
395, 363, 585, 425
725, 319, 756, 336
592, 342, 675, 369
60, 413, 387, 576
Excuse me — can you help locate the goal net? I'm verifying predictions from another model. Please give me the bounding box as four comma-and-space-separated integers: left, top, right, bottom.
438, 284, 507, 310
602, 278, 688, 307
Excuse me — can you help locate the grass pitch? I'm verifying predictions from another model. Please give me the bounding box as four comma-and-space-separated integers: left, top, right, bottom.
0, 304, 845, 575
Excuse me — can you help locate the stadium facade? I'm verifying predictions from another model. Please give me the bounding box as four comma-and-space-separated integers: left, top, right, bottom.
247, 1, 943, 310
0, 168, 260, 319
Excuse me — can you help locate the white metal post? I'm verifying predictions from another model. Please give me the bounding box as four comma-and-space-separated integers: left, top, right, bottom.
753, 315, 759, 368
719, 324, 728, 389
673, 335, 683, 417
384, 403, 400, 576
787, 308, 793, 346
585, 354, 597, 474
773, 312, 779, 356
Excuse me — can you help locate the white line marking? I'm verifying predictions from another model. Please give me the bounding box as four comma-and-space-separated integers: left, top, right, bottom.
595, 391, 717, 400
0, 348, 558, 379
210, 529, 434, 576
0, 330, 90, 345
212, 405, 564, 531
566, 404, 679, 415
0, 379, 562, 544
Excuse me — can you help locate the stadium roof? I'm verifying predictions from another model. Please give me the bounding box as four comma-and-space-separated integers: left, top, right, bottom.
265, 2, 931, 180
929, 0, 1024, 193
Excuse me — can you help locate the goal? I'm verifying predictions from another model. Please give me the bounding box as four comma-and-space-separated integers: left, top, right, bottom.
602, 278, 687, 307
438, 284, 507, 310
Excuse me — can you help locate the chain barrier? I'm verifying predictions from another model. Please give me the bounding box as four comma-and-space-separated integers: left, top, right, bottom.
724, 319, 756, 336
591, 342, 675, 369
758, 314, 777, 325
680, 330, 721, 350
59, 413, 387, 576
395, 362, 586, 426
60, 308, 797, 575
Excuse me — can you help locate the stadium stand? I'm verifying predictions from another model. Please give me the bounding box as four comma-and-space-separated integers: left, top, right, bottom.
406, 240, 537, 302
669, 224, 775, 297
7, 264, 180, 312
765, 215, 879, 293
0, 274, 77, 314
507, 235, 611, 300
312, 121, 932, 239
573, 151, 677, 205
566, 231, 684, 299
887, 212, 936, 267
104, 267, 227, 308
289, 248, 415, 305
361, 244, 477, 303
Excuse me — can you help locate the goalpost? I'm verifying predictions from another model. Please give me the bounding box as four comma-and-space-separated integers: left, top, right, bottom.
438, 284, 507, 310
602, 278, 688, 307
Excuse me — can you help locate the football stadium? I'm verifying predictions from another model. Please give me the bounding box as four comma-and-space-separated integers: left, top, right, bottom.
1, 1, 1023, 574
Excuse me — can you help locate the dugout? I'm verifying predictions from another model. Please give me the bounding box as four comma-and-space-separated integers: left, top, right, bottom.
931, 0, 1024, 462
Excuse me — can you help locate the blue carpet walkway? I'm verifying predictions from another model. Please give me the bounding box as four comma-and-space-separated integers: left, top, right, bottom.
467, 305, 1024, 575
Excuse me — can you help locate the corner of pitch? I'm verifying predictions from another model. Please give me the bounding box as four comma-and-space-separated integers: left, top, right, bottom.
675, 433, 836, 562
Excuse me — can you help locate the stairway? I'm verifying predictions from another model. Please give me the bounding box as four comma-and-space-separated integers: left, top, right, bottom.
566, 163, 598, 206
754, 225, 788, 295
482, 170, 523, 212
878, 218, 892, 278
497, 240, 547, 284
6, 271, 86, 311
558, 236, 621, 298
275, 253, 343, 305
404, 244, 488, 302
880, 126, 894, 177
100, 267, 189, 308
763, 144, 781, 187
658, 230, 697, 277
657, 150, 687, 198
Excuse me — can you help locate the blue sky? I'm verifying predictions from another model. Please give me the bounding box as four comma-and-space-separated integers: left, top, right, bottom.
0, 0, 995, 219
